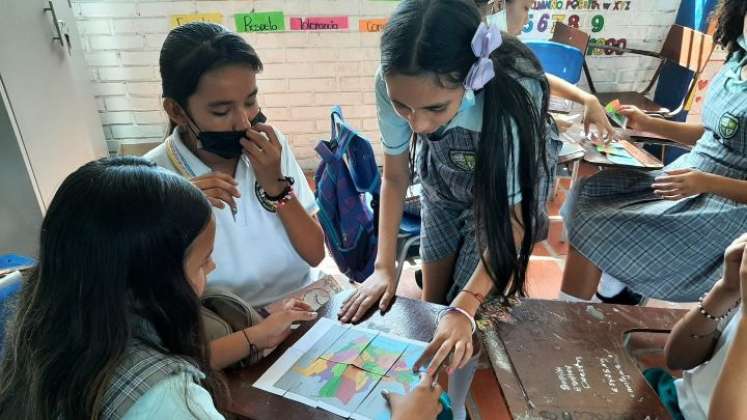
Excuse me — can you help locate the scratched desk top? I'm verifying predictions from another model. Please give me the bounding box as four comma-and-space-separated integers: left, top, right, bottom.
480, 299, 685, 420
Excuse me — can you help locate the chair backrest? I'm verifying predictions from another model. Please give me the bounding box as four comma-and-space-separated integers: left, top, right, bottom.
524, 40, 584, 84
659, 24, 714, 74
552, 23, 591, 55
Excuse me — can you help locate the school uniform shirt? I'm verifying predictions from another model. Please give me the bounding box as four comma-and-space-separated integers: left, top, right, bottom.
560, 38, 747, 301
675, 309, 742, 420
145, 127, 319, 307
376, 63, 559, 302
122, 371, 224, 420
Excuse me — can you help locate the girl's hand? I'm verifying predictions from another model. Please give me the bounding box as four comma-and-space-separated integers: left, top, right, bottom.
251, 298, 317, 349
339, 269, 397, 323
722, 234, 747, 294
617, 105, 653, 131
652, 168, 714, 200
191, 171, 240, 211
582, 95, 615, 141
386, 371, 443, 420
241, 123, 285, 197
414, 311, 475, 376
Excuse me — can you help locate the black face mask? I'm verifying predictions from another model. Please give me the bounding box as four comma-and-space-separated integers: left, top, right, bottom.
188, 111, 268, 159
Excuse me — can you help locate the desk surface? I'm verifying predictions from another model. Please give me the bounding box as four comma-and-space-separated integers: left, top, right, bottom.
227, 296, 684, 420
480, 300, 685, 420
226, 294, 442, 419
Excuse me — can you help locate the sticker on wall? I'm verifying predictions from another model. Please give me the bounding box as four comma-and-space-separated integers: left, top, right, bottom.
359, 19, 387, 33
235, 11, 285, 32
169, 13, 223, 28
289, 16, 349, 31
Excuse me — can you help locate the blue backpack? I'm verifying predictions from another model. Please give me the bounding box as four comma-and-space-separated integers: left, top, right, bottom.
314, 106, 381, 282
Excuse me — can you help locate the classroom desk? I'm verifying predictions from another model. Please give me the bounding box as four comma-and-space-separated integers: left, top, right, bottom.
226, 294, 442, 419
481, 299, 686, 419
226, 295, 685, 419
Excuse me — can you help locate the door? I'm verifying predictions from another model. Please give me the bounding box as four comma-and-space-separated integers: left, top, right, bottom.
0, 0, 106, 210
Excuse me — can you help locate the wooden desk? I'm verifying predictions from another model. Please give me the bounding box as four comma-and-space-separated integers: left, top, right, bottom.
226, 294, 443, 419
480, 299, 686, 419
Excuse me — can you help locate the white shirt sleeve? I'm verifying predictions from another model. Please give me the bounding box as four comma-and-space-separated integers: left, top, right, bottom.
375, 68, 413, 156
277, 129, 319, 215
122, 372, 224, 420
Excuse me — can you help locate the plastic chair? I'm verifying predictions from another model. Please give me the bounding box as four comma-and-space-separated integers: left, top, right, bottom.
395, 211, 421, 284
0, 271, 22, 350
524, 40, 585, 85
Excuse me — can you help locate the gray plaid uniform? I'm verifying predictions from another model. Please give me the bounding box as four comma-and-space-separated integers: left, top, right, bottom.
561, 50, 747, 301
417, 74, 559, 303
100, 318, 204, 419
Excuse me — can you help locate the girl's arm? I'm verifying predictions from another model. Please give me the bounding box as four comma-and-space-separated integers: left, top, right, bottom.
665, 235, 747, 369
546, 74, 614, 138
664, 280, 740, 370
652, 170, 747, 204
416, 205, 525, 375
709, 244, 747, 420
277, 200, 325, 266
617, 105, 705, 146
339, 152, 410, 322
709, 316, 747, 420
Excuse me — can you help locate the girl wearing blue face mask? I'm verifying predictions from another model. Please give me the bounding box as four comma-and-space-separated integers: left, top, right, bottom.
559, 0, 747, 305
145, 23, 325, 368
338, 1, 558, 418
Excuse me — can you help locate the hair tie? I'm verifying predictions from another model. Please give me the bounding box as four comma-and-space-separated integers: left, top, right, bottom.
464, 22, 503, 91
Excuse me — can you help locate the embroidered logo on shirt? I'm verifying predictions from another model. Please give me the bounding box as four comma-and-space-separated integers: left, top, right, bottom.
255, 182, 277, 213
449, 150, 477, 171
718, 112, 740, 139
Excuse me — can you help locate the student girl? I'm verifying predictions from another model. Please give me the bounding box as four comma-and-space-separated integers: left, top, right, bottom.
477, 0, 615, 139
146, 22, 325, 309
559, 0, 747, 304
0, 157, 443, 420
339, 0, 554, 417
643, 233, 747, 420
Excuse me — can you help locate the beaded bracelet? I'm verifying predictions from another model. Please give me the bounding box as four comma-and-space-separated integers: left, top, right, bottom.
697, 292, 741, 322
436, 307, 477, 335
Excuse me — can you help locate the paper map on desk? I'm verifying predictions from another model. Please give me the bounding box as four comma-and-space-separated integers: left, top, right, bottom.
254, 318, 427, 419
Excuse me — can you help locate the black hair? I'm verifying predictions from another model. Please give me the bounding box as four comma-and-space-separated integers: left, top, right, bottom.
712, 0, 747, 60
0, 157, 225, 419
160, 22, 263, 132
382, 0, 549, 298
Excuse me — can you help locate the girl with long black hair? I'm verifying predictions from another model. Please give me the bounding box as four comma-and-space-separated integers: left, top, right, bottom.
338, 0, 556, 417
0, 157, 442, 420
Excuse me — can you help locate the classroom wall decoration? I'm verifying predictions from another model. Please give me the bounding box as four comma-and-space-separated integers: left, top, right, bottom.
73, 0, 685, 169
169, 13, 223, 29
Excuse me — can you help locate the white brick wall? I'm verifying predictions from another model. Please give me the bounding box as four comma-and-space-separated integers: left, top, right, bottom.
73, 0, 682, 169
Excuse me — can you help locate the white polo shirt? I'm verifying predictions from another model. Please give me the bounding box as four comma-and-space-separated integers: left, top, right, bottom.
145, 128, 319, 307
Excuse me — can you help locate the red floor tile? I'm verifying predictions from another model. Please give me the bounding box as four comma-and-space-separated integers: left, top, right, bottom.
526, 259, 563, 299
546, 220, 569, 256
531, 241, 552, 257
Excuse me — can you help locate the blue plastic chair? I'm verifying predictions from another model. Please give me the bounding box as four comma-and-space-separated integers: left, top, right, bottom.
524, 40, 585, 84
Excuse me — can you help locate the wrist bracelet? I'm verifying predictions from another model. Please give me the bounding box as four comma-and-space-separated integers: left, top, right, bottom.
276, 189, 295, 209
437, 307, 477, 335
241, 328, 253, 348
459, 289, 485, 305
697, 292, 741, 322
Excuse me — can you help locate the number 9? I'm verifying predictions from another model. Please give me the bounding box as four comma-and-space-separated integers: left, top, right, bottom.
591, 15, 604, 33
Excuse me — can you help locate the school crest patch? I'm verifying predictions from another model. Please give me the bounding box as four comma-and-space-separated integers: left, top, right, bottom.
255, 181, 277, 213
449, 150, 477, 171
718, 112, 739, 139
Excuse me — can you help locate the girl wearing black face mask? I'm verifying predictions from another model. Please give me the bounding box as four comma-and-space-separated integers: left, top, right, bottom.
145, 23, 325, 370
